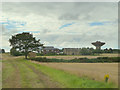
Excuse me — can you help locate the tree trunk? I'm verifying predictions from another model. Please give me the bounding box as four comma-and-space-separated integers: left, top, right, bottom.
25, 54, 27, 59
25, 46, 28, 60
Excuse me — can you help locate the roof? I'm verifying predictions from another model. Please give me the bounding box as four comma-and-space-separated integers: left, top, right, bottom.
43, 46, 54, 48
92, 41, 105, 46
41, 46, 59, 50
43, 48, 59, 50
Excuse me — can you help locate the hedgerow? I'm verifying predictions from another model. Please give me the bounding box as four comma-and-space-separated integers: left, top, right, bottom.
30, 57, 120, 63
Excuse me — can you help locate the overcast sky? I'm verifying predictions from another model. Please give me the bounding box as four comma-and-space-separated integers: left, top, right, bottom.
0, 2, 118, 52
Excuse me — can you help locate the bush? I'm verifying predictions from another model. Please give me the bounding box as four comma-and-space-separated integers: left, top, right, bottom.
28, 52, 36, 58
10, 48, 23, 56
36, 53, 44, 56
80, 48, 93, 55
97, 57, 108, 59
30, 56, 120, 63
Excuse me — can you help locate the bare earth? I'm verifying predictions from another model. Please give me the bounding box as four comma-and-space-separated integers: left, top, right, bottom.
34, 62, 119, 85
39, 53, 118, 60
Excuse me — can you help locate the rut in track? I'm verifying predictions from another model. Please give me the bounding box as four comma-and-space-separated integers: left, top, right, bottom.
24, 62, 62, 88
2, 54, 62, 88
2, 59, 21, 88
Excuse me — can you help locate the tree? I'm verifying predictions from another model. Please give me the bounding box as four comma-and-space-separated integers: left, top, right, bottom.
80, 48, 93, 55
0, 49, 5, 53
10, 47, 22, 56
2, 49, 5, 53
9, 32, 43, 59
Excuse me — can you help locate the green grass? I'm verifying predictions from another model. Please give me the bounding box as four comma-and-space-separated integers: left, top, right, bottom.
25, 60, 116, 88
2, 56, 117, 88
2, 59, 45, 88
18, 61, 36, 88
11, 59, 45, 88
0, 62, 2, 89
2, 61, 15, 82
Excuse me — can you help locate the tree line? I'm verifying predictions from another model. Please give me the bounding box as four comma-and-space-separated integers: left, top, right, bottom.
9, 32, 119, 59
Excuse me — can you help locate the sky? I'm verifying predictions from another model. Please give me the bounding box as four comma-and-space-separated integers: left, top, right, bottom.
0, 2, 118, 52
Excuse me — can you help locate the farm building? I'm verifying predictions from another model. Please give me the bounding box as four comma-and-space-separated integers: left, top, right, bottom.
63, 48, 81, 55
63, 47, 95, 55
42, 46, 60, 54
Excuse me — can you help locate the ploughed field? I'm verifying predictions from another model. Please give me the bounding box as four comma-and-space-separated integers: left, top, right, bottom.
1, 54, 119, 88
39, 53, 118, 60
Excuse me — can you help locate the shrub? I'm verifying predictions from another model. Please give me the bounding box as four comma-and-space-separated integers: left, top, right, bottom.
10, 48, 23, 56
30, 57, 120, 63
28, 52, 36, 58
36, 53, 44, 56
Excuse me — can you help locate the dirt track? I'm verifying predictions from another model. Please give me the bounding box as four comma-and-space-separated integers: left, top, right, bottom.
2, 54, 61, 88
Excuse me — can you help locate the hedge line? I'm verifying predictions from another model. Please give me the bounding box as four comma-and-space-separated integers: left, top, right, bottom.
30, 57, 120, 63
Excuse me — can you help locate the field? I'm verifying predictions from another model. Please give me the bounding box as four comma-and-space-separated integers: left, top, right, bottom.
1, 53, 119, 88
39, 53, 118, 60
39, 62, 118, 85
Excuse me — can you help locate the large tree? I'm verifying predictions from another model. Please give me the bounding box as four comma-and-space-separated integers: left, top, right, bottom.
9, 32, 43, 59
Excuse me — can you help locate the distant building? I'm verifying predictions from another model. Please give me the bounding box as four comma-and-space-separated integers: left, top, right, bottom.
42, 46, 60, 54
63, 48, 81, 55
91, 41, 105, 50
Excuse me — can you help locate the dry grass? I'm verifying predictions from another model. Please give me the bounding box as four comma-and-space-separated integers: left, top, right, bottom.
38, 53, 119, 60
38, 62, 118, 85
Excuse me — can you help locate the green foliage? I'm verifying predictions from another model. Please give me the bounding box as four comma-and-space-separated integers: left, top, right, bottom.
10, 47, 23, 56
92, 49, 103, 54
44, 53, 57, 56
104, 48, 113, 53
30, 57, 120, 63
79, 47, 119, 55
9, 32, 43, 59
2, 49, 5, 53
0, 49, 5, 53
80, 48, 94, 55
36, 53, 44, 56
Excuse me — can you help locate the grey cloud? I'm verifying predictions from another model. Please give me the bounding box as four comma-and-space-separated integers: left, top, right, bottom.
58, 2, 117, 21
41, 29, 51, 34
59, 13, 79, 20
2, 2, 117, 21
1, 2, 118, 51
35, 32, 116, 48
1, 25, 19, 36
